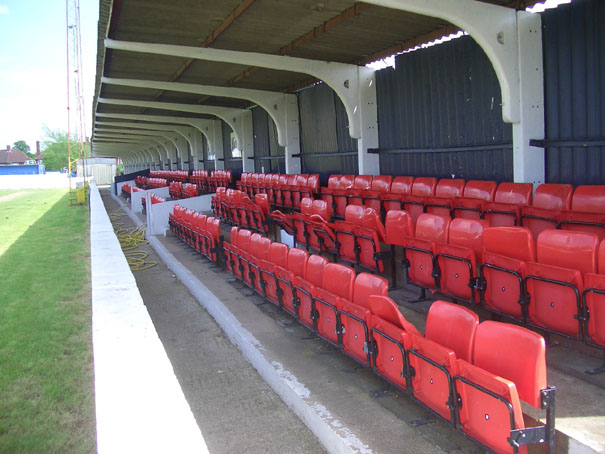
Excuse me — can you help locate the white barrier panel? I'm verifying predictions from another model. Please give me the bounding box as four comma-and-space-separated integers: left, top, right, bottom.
115, 179, 135, 196
130, 186, 170, 214
147, 194, 214, 236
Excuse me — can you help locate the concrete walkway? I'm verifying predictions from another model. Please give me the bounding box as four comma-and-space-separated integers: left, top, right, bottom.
90, 181, 208, 453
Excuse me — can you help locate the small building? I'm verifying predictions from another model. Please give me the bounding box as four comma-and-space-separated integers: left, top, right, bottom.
0, 145, 45, 175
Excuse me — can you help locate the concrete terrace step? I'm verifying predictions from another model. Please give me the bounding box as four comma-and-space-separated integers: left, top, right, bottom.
112, 191, 605, 454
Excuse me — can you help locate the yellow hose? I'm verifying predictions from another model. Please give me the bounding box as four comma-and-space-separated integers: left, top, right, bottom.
109, 210, 158, 271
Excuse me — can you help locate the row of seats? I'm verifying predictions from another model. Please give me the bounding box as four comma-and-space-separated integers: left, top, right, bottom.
168, 205, 223, 263
134, 175, 147, 187
141, 193, 165, 214
318, 175, 605, 241
169, 182, 199, 200
207, 169, 232, 192
189, 170, 210, 192
236, 173, 320, 210
211, 188, 270, 234
121, 183, 141, 198
221, 228, 555, 454
384, 210, 605, 350
146, 178, 168, 189
149, 170, 189, 182
272, 200, 388, 273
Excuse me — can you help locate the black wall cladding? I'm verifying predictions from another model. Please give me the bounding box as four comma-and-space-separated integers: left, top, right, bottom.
542, 0, 605, 185
297, 82, 359, 183
252, 106, 286, 174
375, 35, 513, 182
221, 120, 242, 180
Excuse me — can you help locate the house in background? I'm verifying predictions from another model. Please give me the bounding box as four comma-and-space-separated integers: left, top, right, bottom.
0, 145, 45, 175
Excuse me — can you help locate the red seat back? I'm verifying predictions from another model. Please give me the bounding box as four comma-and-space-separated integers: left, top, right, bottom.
362, 207, 386, 243
494, 182, 533, 205
327, 175, 341, 189
385, 210, 414, 246
390, 176, 414, 194
295, 174, 308, 187
435, 179, 465, 198
301, 198, 313, 215
369, 295, 420, 335
425, 300, 478, 363
532, 183, 573, 210
473, 321, 546, 408
462, 180, 497, 201
344, 204, 364, 224
448, 218, 487, 263
307, 174, 320, 193
411, 177, 437, 196
248, 233, 262, 258
536, 229, 598, 276
370, 175, 392, 192
311, 199, 329, 220
269, 242, 289, 268
254, 193, 270, 214
322, 263, 354, 300
571, 185, 605, 213
414, 214, 450, 244
352, 273, 388, 309
482, 227, 535, 262
287, 248, 308, 277
305, 254, 328, 288
353, 175, 372, 190
338, 175, 354, 190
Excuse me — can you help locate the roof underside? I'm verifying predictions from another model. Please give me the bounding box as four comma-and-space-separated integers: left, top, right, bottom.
93, 0, 534, 144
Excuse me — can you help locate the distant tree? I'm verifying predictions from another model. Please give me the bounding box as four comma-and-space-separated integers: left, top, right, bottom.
41, 127, 90, 171
12, 140, 35, 159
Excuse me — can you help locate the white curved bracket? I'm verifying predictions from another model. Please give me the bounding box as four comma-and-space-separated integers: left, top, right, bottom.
363, 0, 519, 123
104, 39, 371, 140
96, 120, 196, 151
101, 77, 297, 148
94, 134, 172, 162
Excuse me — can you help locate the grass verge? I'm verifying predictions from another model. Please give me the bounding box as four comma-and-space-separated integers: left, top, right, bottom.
0, 189, 95, 453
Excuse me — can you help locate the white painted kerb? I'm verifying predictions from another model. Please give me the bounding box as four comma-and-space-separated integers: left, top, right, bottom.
90, 181, 208, 453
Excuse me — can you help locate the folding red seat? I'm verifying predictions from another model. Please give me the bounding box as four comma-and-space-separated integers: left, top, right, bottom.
249, 236, 272, 293
424, 179, 465, 217
274, 248, 308, 316
291, 174, 308, 209
331, 174, 354, 218
237, 194, 256, 229
307, 200, 332, 253
290, 198, 313, 249
356, 207, 388, 272
455, 321, 550, 454
383, 210, 415, 288
340, 273, 388, 366
223, 227, 239, 274
403, 213, 450, 297
168, 204, 182, 235
369, 295, 420, 390
453, 180, 497, 219
232, 229, 252, 281
293, 254, 327, 329
483, 182, 533, 227
435, 218, 487, 304
559, 185, 605, 241
480, 227, 534, 321
272, 174, 288, 207
192, 213, 208, 254
314, 263, 355, 346
280, 174, 298, 209
320, 174, 342, 216
380, 176, 413, 213
526, 229, 598, 339
259, 242, 289, 305
521, 183, 572, 241
236, 172, 246, 191
347, 175, 373, 206
334, 205, 364, 267
252, 193, 270, 233
257, 174, 268, 195
240, 233, 262, 288
400, 177, 437, 225
300, 174, 320, 201
581, 240, 605, 355
362, 175, 392, 216
205, 217, 222, 263
409, 301, 478, 422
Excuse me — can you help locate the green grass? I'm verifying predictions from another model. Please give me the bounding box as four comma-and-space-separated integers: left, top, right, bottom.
0, 189, 95, 453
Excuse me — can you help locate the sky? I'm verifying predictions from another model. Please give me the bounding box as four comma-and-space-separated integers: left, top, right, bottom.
0, 0, 98, 153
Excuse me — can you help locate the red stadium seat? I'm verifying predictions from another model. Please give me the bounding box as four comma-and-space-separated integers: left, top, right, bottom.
480, 227, 535, 321
435, 218, 487, 304
403, 177, 437, 224
347, 175, 373, 206
275, 248, 308, 317
294, 254, 328, 330
453, 180, 496, 219
260, 242, 289, 306
559, 185, 605, 241
424, 179, 465, 217
521, 183, 573, 241
526, 229, 598, 339
381, 176, 414, 213
340, 273, 388, 366
483, 182, 533, 227
362, 175, 392, 216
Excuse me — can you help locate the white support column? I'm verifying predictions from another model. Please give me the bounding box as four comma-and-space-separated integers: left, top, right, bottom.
239, 110, 255, 173
212, 120, 224, 170
513, 11, 545, 186
191, 129, 204, 170
285, 94, 301, 174
357, 67, 379, 175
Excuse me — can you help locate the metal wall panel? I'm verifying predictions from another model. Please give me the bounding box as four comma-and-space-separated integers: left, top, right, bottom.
375, 35, 512, 181
543, 0, 605, 185
298, 82, 359, 181
252, 106, 285, 173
